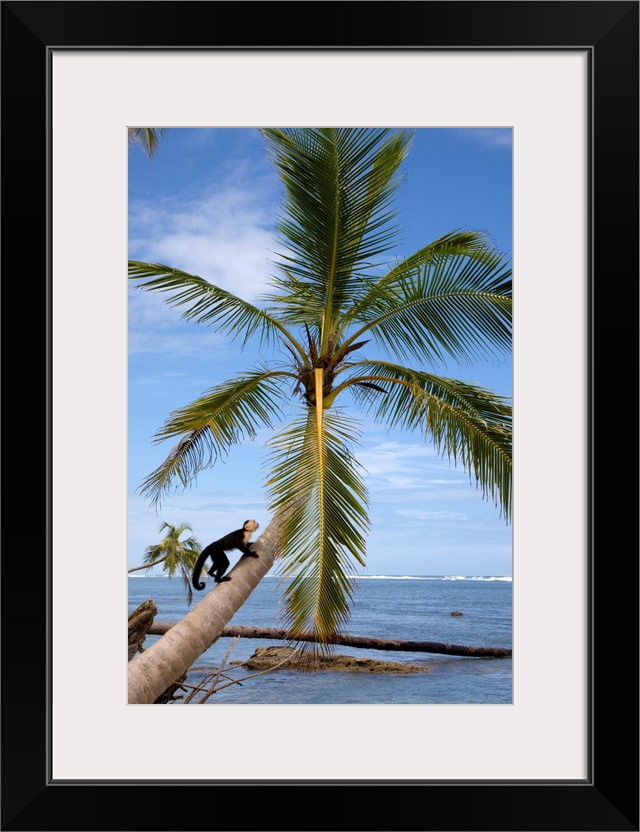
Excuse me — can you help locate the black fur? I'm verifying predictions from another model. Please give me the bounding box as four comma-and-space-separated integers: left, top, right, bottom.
192, 520, 259, 591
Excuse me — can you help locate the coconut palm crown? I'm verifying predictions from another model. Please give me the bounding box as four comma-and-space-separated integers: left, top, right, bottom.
129, 127, 512, 653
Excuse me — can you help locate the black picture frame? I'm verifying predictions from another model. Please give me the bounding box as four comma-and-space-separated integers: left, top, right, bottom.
2, 2, 638, 830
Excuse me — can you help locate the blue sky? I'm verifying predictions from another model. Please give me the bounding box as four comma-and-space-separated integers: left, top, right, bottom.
128, 127, 513, 577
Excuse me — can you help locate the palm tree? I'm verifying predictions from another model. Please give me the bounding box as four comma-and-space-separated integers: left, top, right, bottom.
128, 521, 201, 606
128, 127, 168, 158
127, 128, 511, 702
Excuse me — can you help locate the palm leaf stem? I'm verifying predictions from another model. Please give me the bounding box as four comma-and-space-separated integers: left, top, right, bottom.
314, 368, 327, 623
129, 261, 311, 368
339, 373, 511, 460
335, 230, 500, 338
264, 407, 368, 649
337, 290, 510, 360
139, 368, 297, 506
331, 365, 512, 519
326, 372, 415, 405
320, 135, 340, 353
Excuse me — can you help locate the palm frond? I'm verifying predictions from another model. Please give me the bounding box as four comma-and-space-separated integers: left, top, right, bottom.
346, 361, 512, 520
140, 521, 201, 604
260, 128, 413, 339
339, 229, 495, 322
264, 407, 369, 653
337, 231, 512, 365
129, 260, 307, 359
128, 127, 168, 158
139, 367, 293, 506
261, 269, 326, 327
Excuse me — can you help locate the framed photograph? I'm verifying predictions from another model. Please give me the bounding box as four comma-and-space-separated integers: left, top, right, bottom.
3, 1, 637, 830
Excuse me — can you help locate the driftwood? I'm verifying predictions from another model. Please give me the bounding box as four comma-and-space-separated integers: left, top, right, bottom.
148, 621, 511, 658
128, 599, 158, 660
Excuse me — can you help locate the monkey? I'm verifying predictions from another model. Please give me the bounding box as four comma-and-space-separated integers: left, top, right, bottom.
192, 519, 260, 591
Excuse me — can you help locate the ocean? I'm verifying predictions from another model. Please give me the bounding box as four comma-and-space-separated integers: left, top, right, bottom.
128, 574, 512, 705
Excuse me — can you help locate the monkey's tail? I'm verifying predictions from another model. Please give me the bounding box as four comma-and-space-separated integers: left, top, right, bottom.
192, 550, 209, 591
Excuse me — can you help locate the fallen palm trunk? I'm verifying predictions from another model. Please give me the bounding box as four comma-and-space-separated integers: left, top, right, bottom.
148, 622, 511, 658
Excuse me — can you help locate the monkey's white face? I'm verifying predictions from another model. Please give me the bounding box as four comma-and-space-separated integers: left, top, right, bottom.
244, 519, 260, 533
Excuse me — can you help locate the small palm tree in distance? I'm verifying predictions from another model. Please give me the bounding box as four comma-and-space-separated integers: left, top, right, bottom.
129, 520, 201, 606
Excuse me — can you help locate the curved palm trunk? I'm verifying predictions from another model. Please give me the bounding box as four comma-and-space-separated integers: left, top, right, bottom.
128, 556, 167, 573
127, 516, 283, 704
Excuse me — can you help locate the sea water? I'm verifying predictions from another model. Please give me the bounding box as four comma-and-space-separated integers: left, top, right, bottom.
128, 575, 512, 704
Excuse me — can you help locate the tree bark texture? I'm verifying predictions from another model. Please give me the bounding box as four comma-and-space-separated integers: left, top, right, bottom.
127, 518, 282, 704
148, 622, 512, 658
127, 598, 158, 661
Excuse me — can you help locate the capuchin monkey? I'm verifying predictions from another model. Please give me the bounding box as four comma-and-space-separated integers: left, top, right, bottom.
192, 519, 260, 591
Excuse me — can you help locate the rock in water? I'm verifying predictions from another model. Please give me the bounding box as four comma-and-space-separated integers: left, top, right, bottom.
236, 645, 430, 674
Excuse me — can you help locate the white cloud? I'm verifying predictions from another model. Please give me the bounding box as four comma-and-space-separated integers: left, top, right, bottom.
129, 188, 276, 299
127, 166, 287, 360
356, 440, 438, 477
466, 128, 512, 148
395, 508, 465, 522
127, 316, 228, 358
129, 154, 282, 296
